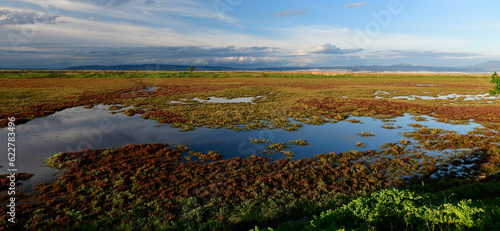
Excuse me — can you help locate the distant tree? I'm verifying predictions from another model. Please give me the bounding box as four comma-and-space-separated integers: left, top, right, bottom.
489, 71, 500, 95
188, 66, 195, 72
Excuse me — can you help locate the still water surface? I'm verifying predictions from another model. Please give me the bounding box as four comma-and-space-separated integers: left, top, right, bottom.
0, 105, 482, 189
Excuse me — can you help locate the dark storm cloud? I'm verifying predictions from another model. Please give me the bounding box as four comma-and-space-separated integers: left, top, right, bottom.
0, 45, 284, 69
63, 46, 279, 58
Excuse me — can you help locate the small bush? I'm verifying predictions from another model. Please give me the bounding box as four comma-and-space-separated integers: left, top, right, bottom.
304, 189, 485, 231
489, 71, 500, 95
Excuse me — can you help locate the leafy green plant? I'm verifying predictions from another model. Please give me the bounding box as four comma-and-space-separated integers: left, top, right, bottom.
303, 189, 486, 231
489, 71, 500, 95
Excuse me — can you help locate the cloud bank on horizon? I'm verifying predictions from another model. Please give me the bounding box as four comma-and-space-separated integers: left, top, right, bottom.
1, 0, 499, 69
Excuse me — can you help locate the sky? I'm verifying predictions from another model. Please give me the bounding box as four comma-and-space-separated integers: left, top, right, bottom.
1, 0, 500, 69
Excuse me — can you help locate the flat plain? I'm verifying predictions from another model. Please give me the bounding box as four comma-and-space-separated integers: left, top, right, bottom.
0, 70, 499, 230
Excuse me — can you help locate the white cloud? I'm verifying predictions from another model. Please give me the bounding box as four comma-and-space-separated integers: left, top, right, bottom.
22, 16, 191, 47
275, 9, 308, 17
364, 33, 469, 52
268, 25, 469, 53
1, 1, 493, 68
0, 16, 477, 68
16, 0, 229, 23
344, 2, 365, 9
0, 9, 59, 25
68, 0, 150, 7
310, 43, 362, 54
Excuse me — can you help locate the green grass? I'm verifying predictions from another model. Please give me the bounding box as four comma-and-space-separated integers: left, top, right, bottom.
253, 182, 500, 231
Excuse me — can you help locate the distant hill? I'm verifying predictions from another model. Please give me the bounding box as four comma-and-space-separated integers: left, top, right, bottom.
63, 61, 500, 73
464, 60, 500, 72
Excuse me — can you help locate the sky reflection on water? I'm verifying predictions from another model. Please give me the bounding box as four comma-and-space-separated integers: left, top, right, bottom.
0, 105, 482, 189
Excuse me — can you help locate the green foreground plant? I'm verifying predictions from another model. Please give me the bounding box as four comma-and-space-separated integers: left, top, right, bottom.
253, 185, 500, 231
489, 71, 500, 95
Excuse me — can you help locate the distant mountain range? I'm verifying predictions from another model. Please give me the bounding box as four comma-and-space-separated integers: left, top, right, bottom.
464, 60, 500, 72
57, 60, 500, 73
63, 64, 242, 72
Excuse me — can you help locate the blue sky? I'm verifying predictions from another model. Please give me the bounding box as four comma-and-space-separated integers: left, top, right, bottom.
1, 0, 500, 68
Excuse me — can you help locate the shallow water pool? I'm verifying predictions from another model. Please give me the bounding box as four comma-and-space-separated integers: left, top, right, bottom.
0, 105, 483, 189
